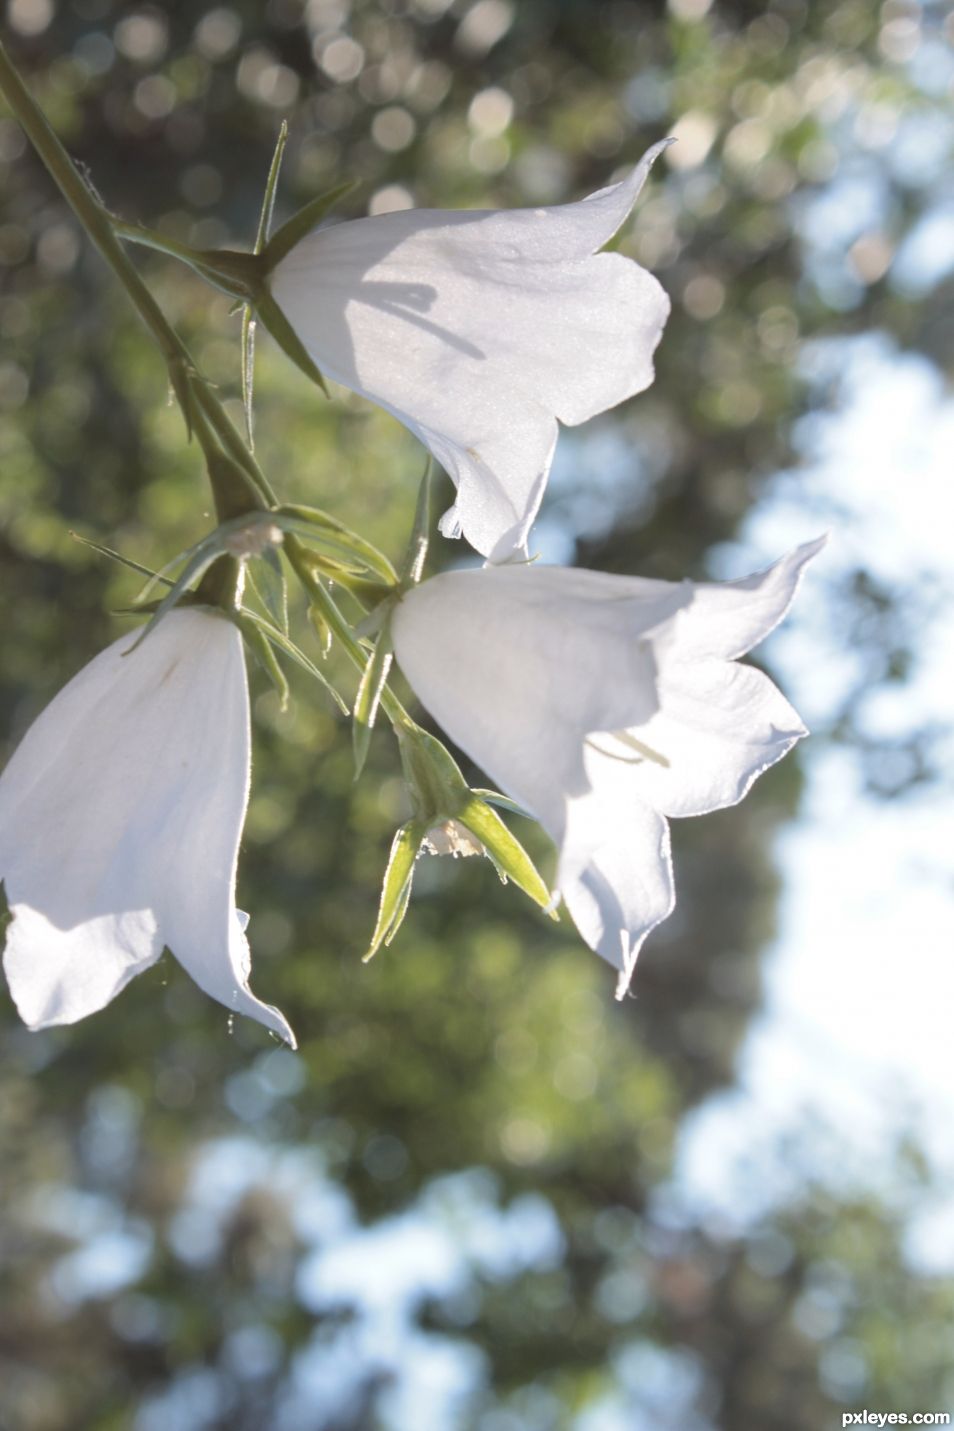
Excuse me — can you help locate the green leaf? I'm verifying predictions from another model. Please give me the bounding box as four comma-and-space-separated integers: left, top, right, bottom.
246, 545, 289, 635
240, 304, 256, 447
471, 788, 535, 821
309, 605, 333, 657
262, 178, 358, 270
239, 609, 349, 715
238, 612, 289, 711
124, 544, 222, 653
134, 530, 218, 605
352, 624, 394, 779
400, 460, 433, 586
364, 820, 427, 962
456, 796, 555, 914
69, 532, 175, 587
256, 290, 330, 397
254, 120, 288, 255
274, 505, 398, 585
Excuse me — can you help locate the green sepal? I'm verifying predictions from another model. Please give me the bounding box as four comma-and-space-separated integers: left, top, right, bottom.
397, 721, 471, 822
133, 513, 253, 607
364, 819, 427, 963
309, 605, 333, 657
238, 608, 349, 716
256, 290, 330, 397
352, 620, 395, 779
455, 796, 555, 914
246, 544, 289, 635
255, 121, 288, 255
262, 178, 358, 271
241, 305, 256, 446
276, 504, 398, 585
400, 461, 433, 587
69, 532, 174, 587
471, 788, 534, 821
383, 874, 413, 947
237, 610, 290, 712
124, 542, 223, 653
393, 723, 555, 920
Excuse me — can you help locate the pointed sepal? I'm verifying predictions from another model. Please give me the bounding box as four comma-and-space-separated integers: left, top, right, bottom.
256, 290, 330, 397
237, 610, 290, 712
400, 461, 433, 588
262, 179, 358, 271
241, 305, 257, 447
352, 620, 395, 779
455, 796, 555, 915
364, 819, 428, 962
255, 121, 288, 255
246, 544, 289, 635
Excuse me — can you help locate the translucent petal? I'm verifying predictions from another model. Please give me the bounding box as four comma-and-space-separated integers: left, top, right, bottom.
593, 659, 806, 820
271, 146, 670, 560
393, 547, 817, 987
392, 566, 689, 829
674, 536, 826, 661
558, 750, 674, 994
0, 609, 293, 1045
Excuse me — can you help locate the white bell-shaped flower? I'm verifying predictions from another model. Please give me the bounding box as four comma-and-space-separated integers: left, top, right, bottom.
0, 608, 294, 1045
391, 539, 824, 994
270, 144, 671, 562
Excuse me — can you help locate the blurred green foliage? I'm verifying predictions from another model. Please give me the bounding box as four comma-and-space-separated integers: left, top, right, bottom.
1, 1, 953, 1428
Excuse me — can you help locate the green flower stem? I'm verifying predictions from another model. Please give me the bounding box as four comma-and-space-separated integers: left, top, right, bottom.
0, 40, 410, 723
0, 39, 269, 516
110, 219, 262, 301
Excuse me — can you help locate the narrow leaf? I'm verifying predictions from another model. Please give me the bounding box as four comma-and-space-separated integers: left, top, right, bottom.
241, 304, 256, 447
401, 460, 433, 585
239, 613, 290, 711
309, 605, 333, 657
471, 788, 535, 821
456, 796, 555, 914
124, 546, 220, 654
255, 120, 288, 255
240, 609, 349, 715
135, 530, 219, 605
364, 820, 426, 962
352, 627, 394, 779
246, 545, 289, 635
69, 533, 174, 587
273, 509, 397, 584
263, 178, 358, 270
383, 874, 413, 946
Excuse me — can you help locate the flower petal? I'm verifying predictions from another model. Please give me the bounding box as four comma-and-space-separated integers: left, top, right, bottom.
557, 749, 674, 994
392, 566, 689, 829
597, 658, 807, 820
674, 536, 826, 661
1, 907, 162, 1031
0, 609, 293, 1045
271, 145, 671, 560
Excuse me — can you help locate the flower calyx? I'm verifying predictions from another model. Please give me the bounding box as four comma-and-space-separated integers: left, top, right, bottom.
363, 721, 554, 963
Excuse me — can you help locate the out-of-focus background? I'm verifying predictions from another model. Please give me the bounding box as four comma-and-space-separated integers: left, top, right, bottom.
1, 0, 953, 1427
